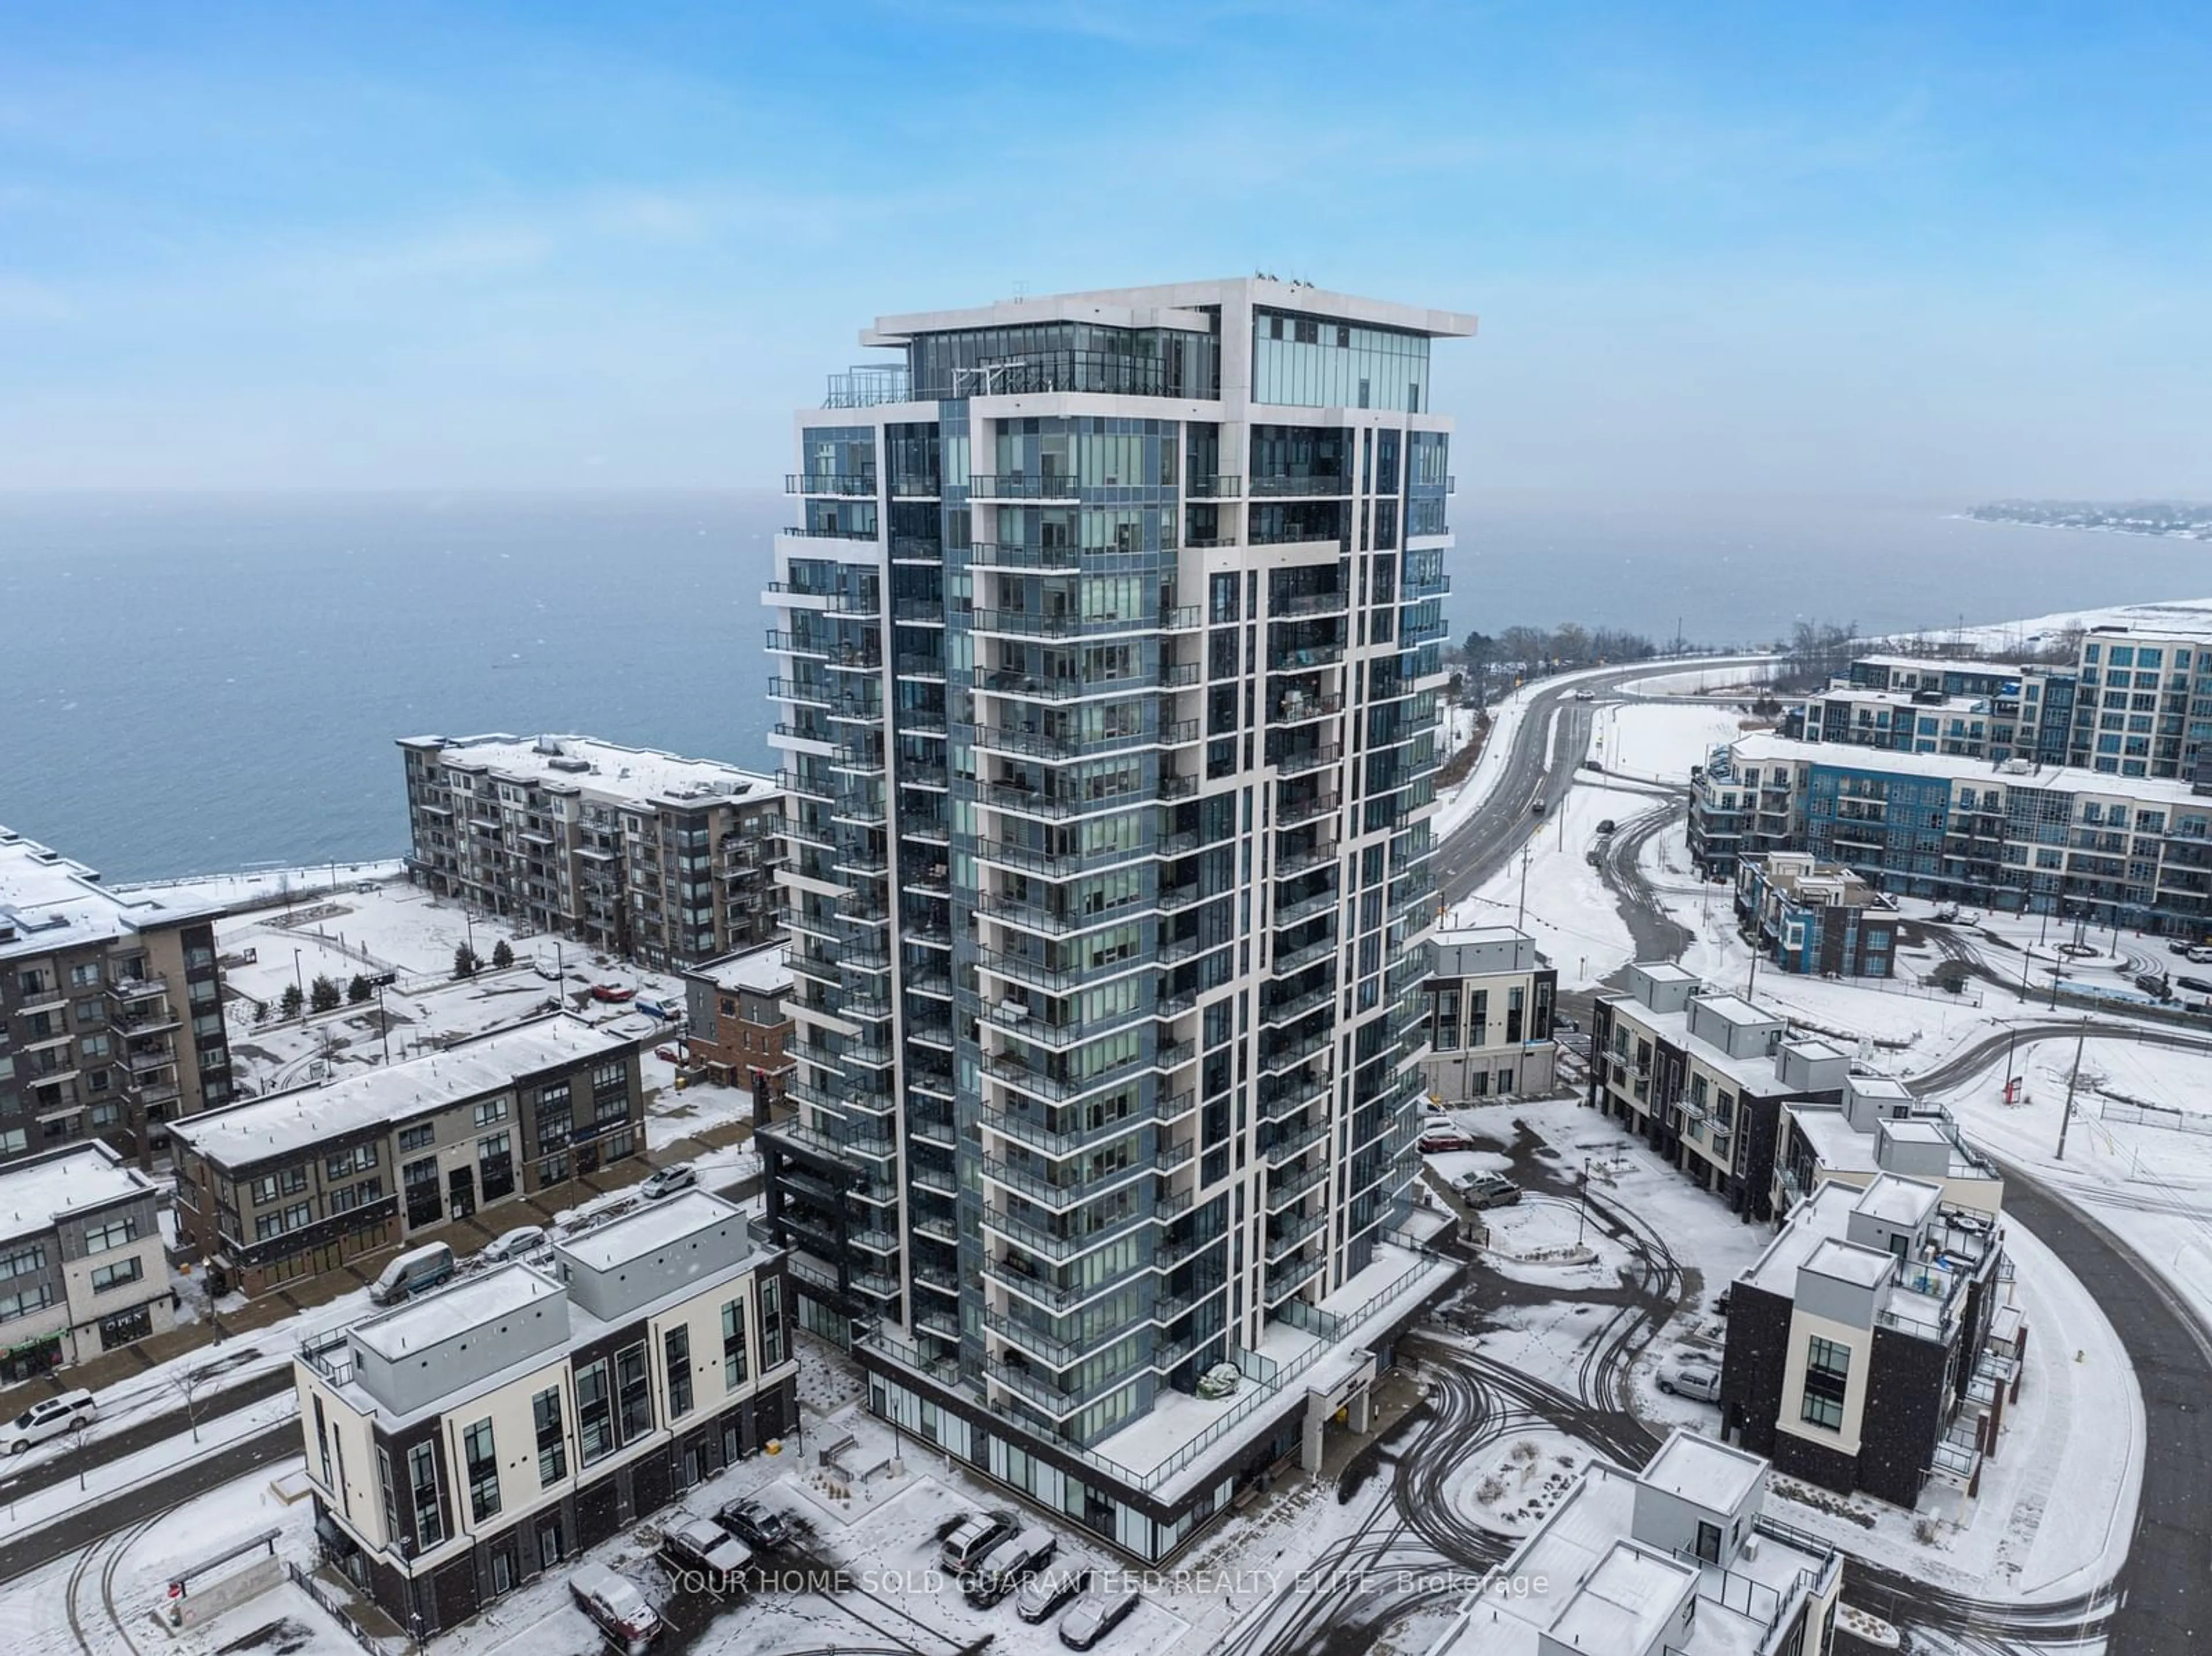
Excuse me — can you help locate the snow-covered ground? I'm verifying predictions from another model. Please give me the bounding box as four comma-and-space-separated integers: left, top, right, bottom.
112, 858, 407, 906
214, 875, 740, 1149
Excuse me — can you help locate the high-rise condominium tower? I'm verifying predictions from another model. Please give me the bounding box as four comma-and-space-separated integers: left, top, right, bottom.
760, 279, 1471, 1558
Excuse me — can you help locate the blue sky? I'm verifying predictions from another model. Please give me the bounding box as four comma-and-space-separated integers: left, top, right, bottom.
2, 0, 2206, 495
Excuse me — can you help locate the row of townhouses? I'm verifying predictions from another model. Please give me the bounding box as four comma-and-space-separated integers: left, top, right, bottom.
399, 734, 785, 970
1423, 1427, 1843, 1656
1, 827, 234, 1170
296, 1191, 797, 1634
171, 1014, 644, 1298
758, 277, 1467, 1559
1583, 956, 2021, 1510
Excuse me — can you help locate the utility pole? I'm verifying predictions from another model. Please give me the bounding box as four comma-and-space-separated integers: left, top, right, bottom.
2000, 1025, 2018, 1105
376, 982, 392, 1065
1516, 840, 1533, 931
2054, 1018, 2088, 1160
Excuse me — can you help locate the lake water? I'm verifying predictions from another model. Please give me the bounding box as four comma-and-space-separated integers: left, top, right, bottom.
2, 489, 2204, 881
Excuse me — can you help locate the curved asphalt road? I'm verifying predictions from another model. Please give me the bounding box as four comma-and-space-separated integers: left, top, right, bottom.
1435, 655, 1776, 909
1440, 670, 2212, 1651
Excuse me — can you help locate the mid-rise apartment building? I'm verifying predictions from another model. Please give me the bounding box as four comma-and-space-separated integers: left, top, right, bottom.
1691, 730, 2212, 934
296, 1191, 796, 1634
1734, 850, 1899, 976
170, 1013, 641, 1297
1589, 964, 1849, 1220
1722, 1172, 2013, 1507
1421, 924, 1558, 1102
399, 734, 783, 970
680, 943, 793, 1101
759, 278, 1466, 1559
1421, 1428, 1842, 1656
0, 1142, 174, 1382
0, 827, 234, 1169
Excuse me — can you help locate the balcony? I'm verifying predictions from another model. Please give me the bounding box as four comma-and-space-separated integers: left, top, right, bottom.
1186, 475, 1243, 499
969, 474, 1082, 502
1249, 475, 1352, 498
784, 472, 879, 497
1274, 742, 1342, 776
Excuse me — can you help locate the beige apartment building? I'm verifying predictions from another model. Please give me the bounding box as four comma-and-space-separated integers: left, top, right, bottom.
294, 1191, 797, 1634
0, 1142, 175, 1382
169, 1013, 640, 1297
1, 827, 235, 1170
1421, 923, 1558, 1102
398, 734, 783, 970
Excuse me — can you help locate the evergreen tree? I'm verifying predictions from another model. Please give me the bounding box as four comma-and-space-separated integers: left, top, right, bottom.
347, 973, 373, 1004
310, 975, 342, 1013
491, 939, 515, 969
453, 943, 480, 980
280, 983, 304, 1018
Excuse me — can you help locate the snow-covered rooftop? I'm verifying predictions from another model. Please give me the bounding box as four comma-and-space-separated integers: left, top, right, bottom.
1854, 1171, 1942, 1227
402, 733, 779, 813
1605, 994, 1793, 1096
350, 1263, 562, 1361
1551, 1542, 1695, 1654
688, 944, 791, 998
1639, 1428, 1767, 1516
556, 1189, 738, 1272
0, 827, 221, 961
171, 1013, 632, 1168
1430, 1444, 1834, 1656
0, 1143, 154, 1242
1726, 731, 2212, 808
1803, 1236, 1897, 1291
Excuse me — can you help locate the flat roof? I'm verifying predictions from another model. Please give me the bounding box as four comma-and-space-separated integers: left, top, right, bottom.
1726, 732, 2212, 809
1804, 1236, 1899, 1290
1880, 1120, 1950, 1145
556, 1190, 743, 1272
867, 277, 1477, 344
1639, 1428, 1767, 1515
1550, 1541, 1695, 1654
171, 1013, 632, 1167
1694, 992, 1779, 1029
1603, 996, 1793, 1097
1633, 961, 1701, 983
1850, 1076, 1915, 1100
350, 1263, 563, 1360
0, 828, 221, 961
1854, 1171, 1943, 1228
689, 944, 791, 998
0, 1145, 152, 1242
1783, 1037, 1849, 1062
399, 734, 778, 813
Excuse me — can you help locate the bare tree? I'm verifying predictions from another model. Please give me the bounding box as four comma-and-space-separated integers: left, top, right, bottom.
172, 1360, 212, 1445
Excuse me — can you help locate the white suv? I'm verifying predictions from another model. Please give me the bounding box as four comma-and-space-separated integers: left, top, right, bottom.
5, 1388, 97, 1454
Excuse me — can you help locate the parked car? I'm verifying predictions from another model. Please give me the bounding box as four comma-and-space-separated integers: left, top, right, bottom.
2178, 976, 2212, 996
1456, 1173, 1521, 1210
964, 1526, 1059, 1608
715, 1497, 790, 1551
482, 1226, 547, 1264
1595, 818, 1618, 835
2135, 972, 2172, 1000
654, 1045, 681, 1063
591, 983, 636, 1003
570, 1563, 663, 1654
368, 1241, 455, 1306
941, 1510, 1021, 1576
1419, 1127, 1471, 1154
638, 1163, 699, 1201
1018, 1567, 1093, 1624
1657, 1363, 1723, 1402
3, 1389, 97, 1454
1059, 1582, 1141, 1650
658, 1517, 752, 1595
2188, 946, 2212, 964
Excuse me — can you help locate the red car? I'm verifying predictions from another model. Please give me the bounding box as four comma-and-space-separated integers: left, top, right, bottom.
655, 1045, 680, 1063
591, 984, 636, 1003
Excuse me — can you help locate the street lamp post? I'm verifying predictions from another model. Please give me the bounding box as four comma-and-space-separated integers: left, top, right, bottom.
292, 949, 305, 1020
1577, 1157, 1590, 1246
376, 982, 392, 1065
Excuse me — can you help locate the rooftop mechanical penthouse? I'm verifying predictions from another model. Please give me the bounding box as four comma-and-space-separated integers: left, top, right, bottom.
760, 278, 1471, 1560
